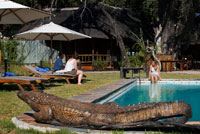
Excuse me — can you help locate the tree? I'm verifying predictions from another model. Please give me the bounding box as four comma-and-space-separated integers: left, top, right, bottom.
101, 6, 130, 67
1, 39, 19, 62
158, 0, 200, 58
12, 0, 82, 8
62, 0, 145, 67
101, 0, 125, 7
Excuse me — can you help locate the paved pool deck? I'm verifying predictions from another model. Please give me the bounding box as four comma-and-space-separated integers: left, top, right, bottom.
68, 79, 135, 103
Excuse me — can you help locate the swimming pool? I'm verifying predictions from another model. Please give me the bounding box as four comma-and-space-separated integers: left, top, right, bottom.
103, 81, 200, 121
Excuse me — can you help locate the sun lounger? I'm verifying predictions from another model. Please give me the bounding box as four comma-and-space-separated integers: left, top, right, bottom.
23, 65, 78, 84
0, 76, 48, 91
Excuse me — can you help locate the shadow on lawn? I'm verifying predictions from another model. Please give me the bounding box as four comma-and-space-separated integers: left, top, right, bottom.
0, 84, 20, 91
0, 78, 92, 91
49, 78, 91, 84
0, 83, 62, 91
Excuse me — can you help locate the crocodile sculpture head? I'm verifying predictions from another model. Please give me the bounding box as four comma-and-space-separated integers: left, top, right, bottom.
18, 90, 41, 112
18, 90, 193, 130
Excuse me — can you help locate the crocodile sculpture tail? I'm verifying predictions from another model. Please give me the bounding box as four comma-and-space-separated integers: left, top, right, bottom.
18, 90, 193, 130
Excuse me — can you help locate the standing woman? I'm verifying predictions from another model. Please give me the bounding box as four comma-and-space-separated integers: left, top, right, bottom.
64, 55, 83, 85
148, 60, 161, 83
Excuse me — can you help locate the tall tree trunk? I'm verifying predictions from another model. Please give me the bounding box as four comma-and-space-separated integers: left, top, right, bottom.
101, 6, 130, 67
159, 0, 199, 58
116, 32, 130, 67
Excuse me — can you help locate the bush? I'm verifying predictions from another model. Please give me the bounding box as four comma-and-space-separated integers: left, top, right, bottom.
1, 39, 19, 62
92, 58, 107, 71
129, 56, 145, 67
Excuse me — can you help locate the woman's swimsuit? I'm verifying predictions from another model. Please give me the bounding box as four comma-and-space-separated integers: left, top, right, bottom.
151, 65, 158, 75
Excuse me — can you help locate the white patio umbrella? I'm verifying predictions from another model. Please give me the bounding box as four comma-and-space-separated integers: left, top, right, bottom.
0, 0, 52, 24
0, 0, 52, 72
15, 22, 91, 69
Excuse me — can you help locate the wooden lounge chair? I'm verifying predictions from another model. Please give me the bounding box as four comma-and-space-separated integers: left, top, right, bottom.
0, 76, 48, 91
23, 65, 78, 84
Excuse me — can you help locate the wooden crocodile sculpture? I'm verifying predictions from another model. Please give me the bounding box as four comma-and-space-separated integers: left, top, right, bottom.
18, 90, 193, 130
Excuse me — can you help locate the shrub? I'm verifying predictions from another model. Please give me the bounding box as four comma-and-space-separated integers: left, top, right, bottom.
92, 58, 107, 71
1, 39, 19, 62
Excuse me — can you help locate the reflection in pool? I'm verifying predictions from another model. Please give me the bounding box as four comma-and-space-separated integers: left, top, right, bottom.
148, 84, 161, 102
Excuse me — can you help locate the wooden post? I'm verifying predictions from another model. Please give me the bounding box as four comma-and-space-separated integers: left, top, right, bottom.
110, 40, 113, 68
120, 67, 124, 79
92, 40, 95, 70
180, 61, 184, 71
145, 40, 149, 78
4, 50, 7, 75
40, 60, 43, 67
0, 41, 1, 76
0, 34, 3, 76
170, 62, 173, 72
50, 36, 53, 70
165, 62, 167, 72
139, 70, 141, 84
74, 41, 77, 56
4, 58, 7, 74
92, 49, 94, 61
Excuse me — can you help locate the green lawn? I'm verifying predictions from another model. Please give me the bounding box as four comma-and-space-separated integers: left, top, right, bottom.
0, 71, 200, 134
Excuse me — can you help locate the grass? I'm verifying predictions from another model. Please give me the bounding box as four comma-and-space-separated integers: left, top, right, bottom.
161, 72, 200, 79
1, 71, 200, 134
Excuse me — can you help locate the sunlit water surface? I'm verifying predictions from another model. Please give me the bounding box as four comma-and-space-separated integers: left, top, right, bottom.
112, 84, 200, 121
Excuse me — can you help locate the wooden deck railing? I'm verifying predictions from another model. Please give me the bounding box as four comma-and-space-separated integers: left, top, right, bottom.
78, 54, 111, 64
66, 54, 112, 65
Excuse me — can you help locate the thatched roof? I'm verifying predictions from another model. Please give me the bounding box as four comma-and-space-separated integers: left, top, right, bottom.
18, 1, 153, 42
17, 7, 78, 33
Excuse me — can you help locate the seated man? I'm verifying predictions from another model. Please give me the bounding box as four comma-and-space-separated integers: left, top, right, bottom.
53, 53, 65, 72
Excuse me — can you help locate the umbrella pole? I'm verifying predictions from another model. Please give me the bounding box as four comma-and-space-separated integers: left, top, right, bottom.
50, 38, 53, 70
0, 41, 1, 76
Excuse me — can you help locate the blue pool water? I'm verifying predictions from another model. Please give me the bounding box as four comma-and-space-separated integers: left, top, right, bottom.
111, 83, 200, 121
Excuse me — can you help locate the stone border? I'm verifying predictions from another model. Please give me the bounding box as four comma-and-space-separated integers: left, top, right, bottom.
68, 79, 136, 103
12, 116, 144, 134
140, 78, 200, 84
12, 117, 60, 132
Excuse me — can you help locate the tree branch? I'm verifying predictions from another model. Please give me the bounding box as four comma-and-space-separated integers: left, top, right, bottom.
80, 0, 87, 20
